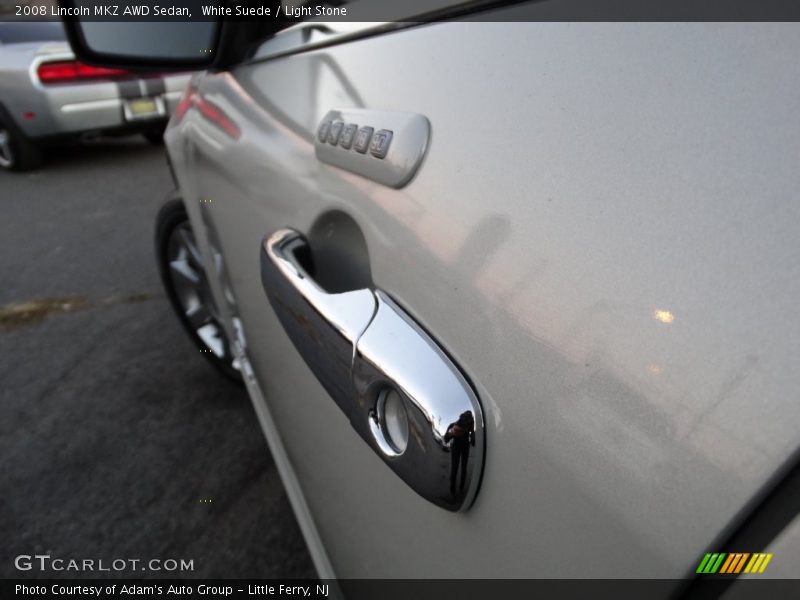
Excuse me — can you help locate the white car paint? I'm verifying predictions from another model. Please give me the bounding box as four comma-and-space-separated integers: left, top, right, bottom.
165, 20, 800, 585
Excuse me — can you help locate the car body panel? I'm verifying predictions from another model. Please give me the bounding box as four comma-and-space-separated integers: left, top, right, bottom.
165, 22, 800, 582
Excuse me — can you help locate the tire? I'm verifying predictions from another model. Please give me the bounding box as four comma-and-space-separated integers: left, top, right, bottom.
155, 197, 242, 383
0, 111, 42, 172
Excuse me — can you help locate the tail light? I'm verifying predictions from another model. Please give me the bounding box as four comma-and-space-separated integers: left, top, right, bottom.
37, 60, 130, 84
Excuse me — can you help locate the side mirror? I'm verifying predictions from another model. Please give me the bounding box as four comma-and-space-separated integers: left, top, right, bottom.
60, 1, 221, 70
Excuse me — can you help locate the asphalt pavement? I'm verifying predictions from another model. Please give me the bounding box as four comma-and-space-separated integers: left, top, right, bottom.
0, 137, 315, 578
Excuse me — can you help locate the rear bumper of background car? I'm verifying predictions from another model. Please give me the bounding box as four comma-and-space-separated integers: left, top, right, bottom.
27, 90, 184, 140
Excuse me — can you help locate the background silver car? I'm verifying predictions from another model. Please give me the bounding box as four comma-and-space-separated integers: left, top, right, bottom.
0, 22, 190, 171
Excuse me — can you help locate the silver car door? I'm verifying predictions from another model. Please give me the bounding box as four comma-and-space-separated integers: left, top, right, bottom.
174, 20, 800, 582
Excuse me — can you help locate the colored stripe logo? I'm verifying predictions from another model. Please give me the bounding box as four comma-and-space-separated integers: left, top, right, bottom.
696, 552, 773, 574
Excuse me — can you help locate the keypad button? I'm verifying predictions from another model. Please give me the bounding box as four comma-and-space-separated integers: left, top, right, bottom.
327, 121, 344, 145
369, 129, 393, 159
317, 120, 331, 143
339, 123, 358, 149
354, 126, 374, 153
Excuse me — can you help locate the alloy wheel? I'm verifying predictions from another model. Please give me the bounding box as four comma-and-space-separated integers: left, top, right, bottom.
0, 129, 14, 169
166, 222, 237, 368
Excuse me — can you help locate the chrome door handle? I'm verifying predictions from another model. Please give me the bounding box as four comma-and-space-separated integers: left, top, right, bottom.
261, 229, 485, 511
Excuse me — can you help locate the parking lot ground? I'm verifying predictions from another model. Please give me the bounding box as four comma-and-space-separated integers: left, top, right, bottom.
0, 137, 315, 578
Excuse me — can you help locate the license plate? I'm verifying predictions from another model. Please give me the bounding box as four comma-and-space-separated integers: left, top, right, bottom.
125, 98, 159, 118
